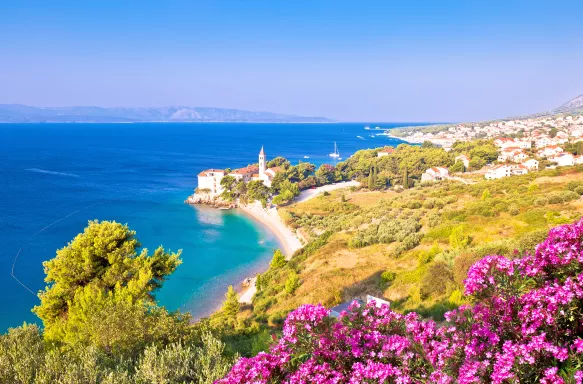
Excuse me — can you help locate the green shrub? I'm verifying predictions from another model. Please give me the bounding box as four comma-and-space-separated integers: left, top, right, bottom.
561, 191, 580, 202
566, 181, 583, 191
418, 242, 441, 266
405, 201, 422, 209
527, 184, 539, 194
547, 193, 564, 204
534, 197, 547, 206
575, 186, 583, 196
425, 223, 456, 241
471, 240, 516, 258
509, 204, 520, 216
381, 271, 396, 283
427, 213, 441, 228
420, 262, 454, 298
423, 199, 436, 209
284, 272, 300, 294
443, 196, 457, 204
449, 225, 470, 249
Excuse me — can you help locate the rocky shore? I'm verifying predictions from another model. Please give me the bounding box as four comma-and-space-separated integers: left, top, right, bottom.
184, 193, 236, 208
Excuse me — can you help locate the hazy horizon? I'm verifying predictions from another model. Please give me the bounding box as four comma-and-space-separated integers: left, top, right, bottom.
1, 1, 582, 122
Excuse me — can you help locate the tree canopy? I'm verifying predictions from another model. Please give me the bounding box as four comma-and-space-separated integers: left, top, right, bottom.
33, 220, 185, 354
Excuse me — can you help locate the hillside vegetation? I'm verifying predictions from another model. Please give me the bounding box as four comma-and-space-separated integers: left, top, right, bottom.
241, 165, 583, 325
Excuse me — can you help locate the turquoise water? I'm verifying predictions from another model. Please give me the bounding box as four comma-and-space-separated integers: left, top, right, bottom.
0, 122, 420, 332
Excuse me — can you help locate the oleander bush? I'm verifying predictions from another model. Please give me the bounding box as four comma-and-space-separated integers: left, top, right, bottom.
219, 218, 583, 383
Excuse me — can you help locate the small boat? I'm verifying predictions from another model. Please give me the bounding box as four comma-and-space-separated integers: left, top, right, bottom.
304, 155, 310, 159
329, 142, 341, 158
357, 135, 364, 140
364, 125, 370, 130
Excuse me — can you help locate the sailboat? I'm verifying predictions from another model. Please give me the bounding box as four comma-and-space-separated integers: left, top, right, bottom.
329, 142, 340, 159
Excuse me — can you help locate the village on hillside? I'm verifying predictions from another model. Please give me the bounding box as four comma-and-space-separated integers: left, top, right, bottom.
400, 114, 583, 181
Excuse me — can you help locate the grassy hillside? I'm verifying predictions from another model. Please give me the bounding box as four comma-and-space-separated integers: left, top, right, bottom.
240, 165, 583, 327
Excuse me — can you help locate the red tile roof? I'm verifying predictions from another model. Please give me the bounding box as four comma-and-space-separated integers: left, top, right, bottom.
230, 165, 259, 175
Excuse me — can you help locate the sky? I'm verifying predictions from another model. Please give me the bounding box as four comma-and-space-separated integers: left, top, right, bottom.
0, 0, 582, 122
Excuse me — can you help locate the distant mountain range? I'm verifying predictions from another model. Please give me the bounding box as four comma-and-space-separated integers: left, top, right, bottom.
0, 105, 334, 123
552, 94, 583, 114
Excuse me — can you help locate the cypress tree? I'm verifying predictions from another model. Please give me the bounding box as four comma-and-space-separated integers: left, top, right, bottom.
403, 167, 409, 189
368, 167, 374, 190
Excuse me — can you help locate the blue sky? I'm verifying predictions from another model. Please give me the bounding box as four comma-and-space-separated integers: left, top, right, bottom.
1, 0, 582, 121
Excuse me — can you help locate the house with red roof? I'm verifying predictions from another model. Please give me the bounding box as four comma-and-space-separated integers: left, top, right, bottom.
377, 147, 394, 157
421, 167, 449, 182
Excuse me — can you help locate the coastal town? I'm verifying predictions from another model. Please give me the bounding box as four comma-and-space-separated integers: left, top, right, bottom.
397, 113, 583, 180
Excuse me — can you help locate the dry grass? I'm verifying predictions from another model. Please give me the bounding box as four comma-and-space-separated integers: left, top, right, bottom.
251, 167, 583, 323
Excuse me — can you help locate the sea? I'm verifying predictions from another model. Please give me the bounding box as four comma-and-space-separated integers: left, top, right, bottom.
0, 122, 424, 332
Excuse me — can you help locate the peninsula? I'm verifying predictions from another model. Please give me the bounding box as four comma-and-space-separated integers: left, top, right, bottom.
0, 104, 334, 123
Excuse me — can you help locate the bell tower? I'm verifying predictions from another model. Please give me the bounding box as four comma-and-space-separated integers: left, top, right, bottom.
259, 146, 266, 176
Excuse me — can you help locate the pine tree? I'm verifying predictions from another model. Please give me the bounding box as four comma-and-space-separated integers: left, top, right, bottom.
222, 285, 240, 325
270, 249, 287, 269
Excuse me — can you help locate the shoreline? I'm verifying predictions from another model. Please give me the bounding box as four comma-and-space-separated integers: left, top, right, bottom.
238, 202, 303, 260
235, 181, 361, 303
236, 202, 303, 304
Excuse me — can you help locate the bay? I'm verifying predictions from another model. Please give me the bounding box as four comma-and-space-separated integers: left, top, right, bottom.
0, 122, 421, 332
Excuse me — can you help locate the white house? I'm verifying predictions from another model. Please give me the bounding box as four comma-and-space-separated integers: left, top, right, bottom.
494, 138, 517, 149
551, 153, 575, 167
485, 164, 529, 180
537, 145, 564, 158
513, 152, 529, 162
575, 155, 583, 165
497, 147, 528, 162
377, 147, 394, 157
535, 137, 554, 148
494, 138, 531, 150
510, 164, 529, 176
421, 167, 449, 182
486, 164, 511, 179
197, 169, 225, 194
556, 131, 569, 143
522, 158, 539, 171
